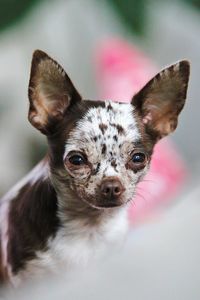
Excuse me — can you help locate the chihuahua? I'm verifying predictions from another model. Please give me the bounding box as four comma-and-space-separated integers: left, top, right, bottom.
0, 50, 190, 286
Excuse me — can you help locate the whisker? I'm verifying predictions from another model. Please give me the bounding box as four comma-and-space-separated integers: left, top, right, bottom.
135, 186, 154, 201
134, 191, 148, 204
139, 178, 157, 184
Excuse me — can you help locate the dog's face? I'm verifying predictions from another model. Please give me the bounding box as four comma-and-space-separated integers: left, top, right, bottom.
28, 50, 190, 209
63, 100, 152, 208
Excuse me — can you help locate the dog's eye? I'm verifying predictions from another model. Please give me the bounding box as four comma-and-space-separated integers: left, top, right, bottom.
127, 152, 147, 172
69, 154, 86, 165
132, 152, 146, 164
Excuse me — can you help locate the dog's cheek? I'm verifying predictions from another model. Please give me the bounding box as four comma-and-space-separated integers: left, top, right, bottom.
121, 172, 136, 200
59, 165, 92, 195
65, 165, 91, 180
73, 169, 91, 180
84, 175, 102, 197
120, 168, 146, 201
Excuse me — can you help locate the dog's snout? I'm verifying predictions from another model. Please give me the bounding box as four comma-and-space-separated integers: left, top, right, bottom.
100, 178, 124, 199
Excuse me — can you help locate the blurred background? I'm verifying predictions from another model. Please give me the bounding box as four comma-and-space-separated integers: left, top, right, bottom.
0, 0, 200, 299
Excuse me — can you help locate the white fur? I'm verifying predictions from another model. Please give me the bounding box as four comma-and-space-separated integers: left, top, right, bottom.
64, 101, 140, 159
10, 207, 128, 286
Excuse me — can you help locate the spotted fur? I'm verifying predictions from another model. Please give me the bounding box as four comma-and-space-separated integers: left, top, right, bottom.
0, 50, 190, 286
63, 101, 147, 209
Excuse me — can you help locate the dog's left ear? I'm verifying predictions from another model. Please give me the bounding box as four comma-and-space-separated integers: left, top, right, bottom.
132, 61, 190, 141
28, 50, 82, 134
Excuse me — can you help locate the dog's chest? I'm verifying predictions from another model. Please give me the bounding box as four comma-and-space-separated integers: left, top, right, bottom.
25, 209, 128, 278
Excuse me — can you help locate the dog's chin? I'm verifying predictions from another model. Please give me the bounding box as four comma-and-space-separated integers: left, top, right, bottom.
80, 195, 126, 210
96, 201, 123, 208
88, 201, 124, 210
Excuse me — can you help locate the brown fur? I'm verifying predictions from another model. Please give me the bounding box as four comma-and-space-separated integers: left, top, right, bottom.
7, 178, 60, 275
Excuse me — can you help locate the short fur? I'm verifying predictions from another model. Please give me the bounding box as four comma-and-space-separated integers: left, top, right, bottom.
0, 50, 190, 286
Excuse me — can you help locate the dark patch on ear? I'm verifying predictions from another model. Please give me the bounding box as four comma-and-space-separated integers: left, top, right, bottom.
102, 144, 107, 155
99, 123, 108, 134
7, 178, 60, 275
132, 60, 190, 140
28, 50, 82, 135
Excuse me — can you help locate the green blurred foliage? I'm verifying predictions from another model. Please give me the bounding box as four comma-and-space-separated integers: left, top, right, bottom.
185, 0, 200, 9
107, 0, 147, 36
107, 0, 200, 36
0, 0, 199, 34
184, 0, 200, 8
0, 0, 41, 31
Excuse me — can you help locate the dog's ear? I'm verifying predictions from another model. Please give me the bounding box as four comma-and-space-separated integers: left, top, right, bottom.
28, 50, 82, 134
132, 61, 190, 141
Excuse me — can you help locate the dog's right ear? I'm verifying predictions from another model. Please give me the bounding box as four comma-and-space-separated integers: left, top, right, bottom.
28, 50, 82, 134
131, 60, 190, 141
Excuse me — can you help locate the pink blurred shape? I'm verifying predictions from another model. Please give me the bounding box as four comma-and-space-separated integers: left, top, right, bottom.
95, 38, 187, 224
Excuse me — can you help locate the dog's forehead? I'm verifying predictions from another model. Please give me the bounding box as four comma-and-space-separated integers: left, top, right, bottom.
65, 101, 140, 156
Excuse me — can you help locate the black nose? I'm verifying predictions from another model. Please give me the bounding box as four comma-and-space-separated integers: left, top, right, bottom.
100, 178, 124, 199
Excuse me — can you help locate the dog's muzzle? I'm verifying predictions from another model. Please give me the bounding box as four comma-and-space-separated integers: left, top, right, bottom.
98, 177, 125, 207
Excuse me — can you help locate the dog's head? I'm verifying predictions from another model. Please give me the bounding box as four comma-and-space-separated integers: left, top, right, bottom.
28, 50, 190, 209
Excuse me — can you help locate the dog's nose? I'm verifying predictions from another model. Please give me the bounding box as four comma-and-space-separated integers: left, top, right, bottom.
100, 178, 124, 199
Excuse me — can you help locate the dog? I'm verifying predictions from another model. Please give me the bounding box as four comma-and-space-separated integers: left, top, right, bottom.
0, 50, 190, 286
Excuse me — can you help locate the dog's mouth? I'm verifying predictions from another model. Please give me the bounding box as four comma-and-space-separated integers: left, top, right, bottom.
80, 194, 125, 210
76, 187, 129, 210
96, 200, 123, 208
